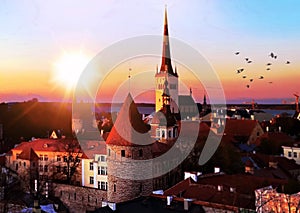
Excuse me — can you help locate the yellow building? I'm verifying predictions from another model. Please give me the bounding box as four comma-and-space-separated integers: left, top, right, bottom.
81, 140, 108, 190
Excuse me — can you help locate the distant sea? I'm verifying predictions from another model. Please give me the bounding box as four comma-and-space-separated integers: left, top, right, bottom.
262, 109, 295, 117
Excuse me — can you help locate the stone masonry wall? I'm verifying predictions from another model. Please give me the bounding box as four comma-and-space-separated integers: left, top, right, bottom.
107, 144, 153, 203
52, 183, 107, 213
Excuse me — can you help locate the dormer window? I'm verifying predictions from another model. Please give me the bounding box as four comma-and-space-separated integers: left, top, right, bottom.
121, 150, 125, 157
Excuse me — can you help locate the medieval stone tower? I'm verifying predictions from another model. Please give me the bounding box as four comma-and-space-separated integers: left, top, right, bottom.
155, 8, 179, 113
106, 94, 153, 203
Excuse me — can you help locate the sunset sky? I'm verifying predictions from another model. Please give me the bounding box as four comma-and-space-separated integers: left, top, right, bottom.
0, 0, 299, 104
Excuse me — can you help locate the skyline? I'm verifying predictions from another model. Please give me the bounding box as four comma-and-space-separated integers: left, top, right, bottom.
0, 1, 300, 104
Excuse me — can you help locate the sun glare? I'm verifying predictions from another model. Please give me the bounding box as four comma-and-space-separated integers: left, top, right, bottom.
52, 52, 91, 91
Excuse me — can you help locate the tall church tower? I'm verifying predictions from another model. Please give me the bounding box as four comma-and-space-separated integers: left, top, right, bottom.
155, 7, 179, 113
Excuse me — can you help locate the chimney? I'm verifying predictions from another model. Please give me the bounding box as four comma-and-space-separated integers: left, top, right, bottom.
184, 199, 193, 211
166, 196, 173, 206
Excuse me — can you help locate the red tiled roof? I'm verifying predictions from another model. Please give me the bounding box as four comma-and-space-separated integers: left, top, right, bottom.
106, 94, 152, 146
163, 173, 286, 210
18, 148, 39, 161
224, 119, 259, 136
13, 138, 81, 153
254, 132, 294, 146
80, 140, 107, 159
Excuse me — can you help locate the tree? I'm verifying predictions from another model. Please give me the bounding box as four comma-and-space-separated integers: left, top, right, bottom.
51, 139, 83, 184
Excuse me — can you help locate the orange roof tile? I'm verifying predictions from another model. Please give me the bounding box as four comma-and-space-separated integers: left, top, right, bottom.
18, 148, 39, 161
13, 138, 81, 153
224, 119, 259, 137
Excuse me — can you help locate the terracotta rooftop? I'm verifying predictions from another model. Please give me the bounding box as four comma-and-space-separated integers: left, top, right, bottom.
163, 173, 287, 210
106, 94, 152, 146
80, 140, 107, 159
224, 119, 259, 137
254, 132, 294, 146
18, 148, 39, 161
12, 138, 81, 153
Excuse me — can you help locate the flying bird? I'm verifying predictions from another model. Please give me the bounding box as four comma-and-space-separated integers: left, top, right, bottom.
235, 52, 240, 55
268, 82, 273, 84
269, 52, 277, 59
245, 58, 249, 61
266, 63, 272, 66
242, 75, 246, 78
286, 61, 290, 64
236, 68, 244, 74
259, 76, 264, 79
247, 60, 252, 63
246, 85, 250, 88
250, 79, 253, 82
266, 68, 271, 71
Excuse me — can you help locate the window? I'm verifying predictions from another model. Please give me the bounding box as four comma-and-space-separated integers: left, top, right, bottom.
56, 166, 61, 173
90, 176, 94, 184
101, 181, 107, 190
108, 149, 111, 156
121, 150, 125, 157
100, 155, 106, 162
23, 162, 26, 167
168, 130, 172, 138
57, 155, 61, 161
113, 184, 116, 192
40, 155, 43, 161
63, 166, 67, 173
98, 181, 101, 189
44, 155, 48, 161
63, 156, 68, 162
288, 151, 292, 157
100, 166, 107, 175
32, 162, 35, 167
294, 152, 297, 158
156, 129, 160, 138
98, 166, 100, 175
16, 163, 18, 170
44, 165, 48, 172
39, 165, 43, 172
89, 162, 94, 170
139, 149, 143, 157
16, 154, 20, 159
162, 130, 165, 138
257, 132, 260, 136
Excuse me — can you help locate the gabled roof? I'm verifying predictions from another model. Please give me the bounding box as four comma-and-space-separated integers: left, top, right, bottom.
80, 140, 107, 159
106, 94, 152, 146
178, 95, 195, 105
163, 173, 286, 210
224, 119, 260, 136
18, 148, 39, 161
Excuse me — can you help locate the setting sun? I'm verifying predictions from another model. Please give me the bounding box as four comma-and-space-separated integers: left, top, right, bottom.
52, 52, 91, 91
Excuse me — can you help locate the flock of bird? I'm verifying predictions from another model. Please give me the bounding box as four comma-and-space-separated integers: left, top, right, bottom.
234, 51, 291, 88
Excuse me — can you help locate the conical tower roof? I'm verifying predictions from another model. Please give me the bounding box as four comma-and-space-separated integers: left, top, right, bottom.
106, 94, 152, 146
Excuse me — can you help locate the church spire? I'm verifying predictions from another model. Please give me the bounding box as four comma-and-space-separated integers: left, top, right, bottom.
159, 7, 177, 77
